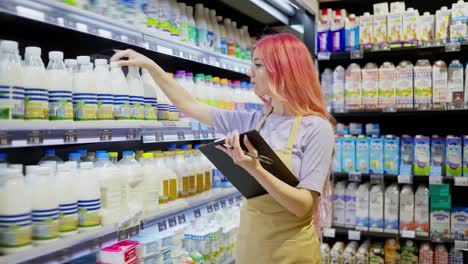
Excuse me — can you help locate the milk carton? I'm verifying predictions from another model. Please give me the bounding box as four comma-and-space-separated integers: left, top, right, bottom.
342, 135, 356, 173
331, 10, 345, 52
446, 136, 462, 177
345, 14, 360, 51
464, 136, 468, 176
345, 182, 358, 227
384, 135, 400, 175
435, 7, 451, 43
345, 63, 362, 109
356, 182, 370, 231
414, 135, 430, 176
356, 135, 370, 173
384, 184, 399, 234
450, 22, 467, 42
399, 135, 414, 176
432, 60, 448, 107
362, 63, 379, 109
369, 185, 384, 232
365, 123, 380, 136
387, 12, 403, 45
318, 9, 331, 52
373, 14, 388, 45
333, 136, 343, 172
321, 68, 333, 110
430, 135, 446, 176
399, 185, 415, 231
448, 60, 464, 107
395, 60, 414, 109
403, 8, 419, 45
378, 62, 396, 108
336, 123, 349, 135
451, 0, 468, 24
413, 59, 432, 108
419, 12, 435, 44
430, 202, 451, 239
350, 123, 363, 135
333, 181, 347, 226
333, 66, 345, 110
415, 185, 430, 237
370, 136, 384, 174
451, 207, 468, 240
359, 13, 373, 47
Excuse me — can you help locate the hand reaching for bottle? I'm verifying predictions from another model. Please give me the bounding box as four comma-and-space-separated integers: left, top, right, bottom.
110, 49, 157, 70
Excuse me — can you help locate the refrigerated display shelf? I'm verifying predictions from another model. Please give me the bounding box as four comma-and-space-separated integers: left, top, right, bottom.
333, 172, 457, 185
332, 109, 468, 119
0, 0, 251, 74
0, 188, 241, 264
0, 120, 221, 148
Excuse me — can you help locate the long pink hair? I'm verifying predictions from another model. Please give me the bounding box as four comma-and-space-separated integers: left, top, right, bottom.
254, 33, 335, 239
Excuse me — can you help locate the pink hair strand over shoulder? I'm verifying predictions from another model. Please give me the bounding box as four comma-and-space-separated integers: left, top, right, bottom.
253, 32, 334, 239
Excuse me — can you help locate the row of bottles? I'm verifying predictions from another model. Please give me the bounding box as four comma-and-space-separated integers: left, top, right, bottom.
61, 1, 253, 60
0, 40, 262, 121
0, 145, 231, 255
321, 59, 468, 111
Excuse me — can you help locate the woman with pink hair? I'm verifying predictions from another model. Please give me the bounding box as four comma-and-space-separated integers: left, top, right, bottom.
112, 32, 334, 263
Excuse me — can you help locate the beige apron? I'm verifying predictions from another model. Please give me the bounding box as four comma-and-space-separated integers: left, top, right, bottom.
236, 112, 321, 264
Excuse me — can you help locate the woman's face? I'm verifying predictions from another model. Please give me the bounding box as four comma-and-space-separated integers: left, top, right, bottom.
247, 49, 270, 98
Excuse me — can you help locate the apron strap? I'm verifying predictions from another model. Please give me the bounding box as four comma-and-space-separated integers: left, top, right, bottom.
255, 108, 274, 131
285, 116, 303, 151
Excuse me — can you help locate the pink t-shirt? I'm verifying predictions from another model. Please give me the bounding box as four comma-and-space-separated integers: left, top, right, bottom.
211, 108, 334, 194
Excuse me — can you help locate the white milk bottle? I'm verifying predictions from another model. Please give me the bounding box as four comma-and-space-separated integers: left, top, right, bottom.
356, 182, 370, 231
157, 0, 171, 36
218, 16, 228, 55
156, 74, 170, 120
194, 73, 206, 104
399, 185, 415, 231
152, 152, 171, 204
127, 67, 145, 120
345, 182, 358, 227
395, 60, 414, 109
47, 51, 73, 120
384, 183, 399, 234
448, 59, 464, 108
369, 184, 384, 232
39, 149, 64, 164
232, 21, 243, 58
432, 60, 448, 108
178, 2, 189, 43
242, 25, 252, 59
0, 167, 32, 254
56, 163, 78, 236
186, 5, 197, 46
168, 0, 181, 40
413, 59, 432, 109
110, 62, 130, 120
94, 152, 122, 225
175, 70, 190, 122
119, 151, 144, 217
77, 162, 101, 229
23, 47, 48, 120
194, 4, 208, 49
29, 166, 59, 243
94, 59, 114, 120
73, 56, 97, 121
332, 181, 346, 227
333, 66, 345, 111
140, 153, 160, 214
204, 7, 215, 52
210, 9, 221, 53
166, 73, 179, 121
415, 184, 429, 236
141, 69, 158, 121
0, 41, 24, 120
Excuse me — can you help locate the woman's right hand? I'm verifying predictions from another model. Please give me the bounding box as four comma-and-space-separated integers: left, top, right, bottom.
110, 49, 157, 70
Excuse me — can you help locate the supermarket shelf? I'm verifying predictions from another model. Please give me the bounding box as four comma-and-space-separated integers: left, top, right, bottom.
0, 120, 219, 148
0, 188, 241, 264
332, 109, 468, 119
323, 226, 455, 244
0, 0, 251, 74
333, 172, 457, 185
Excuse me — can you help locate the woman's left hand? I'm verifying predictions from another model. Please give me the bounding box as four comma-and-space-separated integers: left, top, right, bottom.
216, 130, 263, 175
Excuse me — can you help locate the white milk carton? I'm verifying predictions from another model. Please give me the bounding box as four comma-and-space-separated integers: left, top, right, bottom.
356, 182, 370, 231
345, 182, 358, 227
451, 207, 468, 240
359, 12, 374, 47
333, 181, 347, 227
369, 184, 384, 232
435, 7, 451, 43
384, 183, 399, 234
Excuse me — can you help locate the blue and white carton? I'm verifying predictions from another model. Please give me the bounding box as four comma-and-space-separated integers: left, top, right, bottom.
356, 135, 370, 173
384, 135, 400, 175
370, 136, 384, 174
342, 135, 356, 173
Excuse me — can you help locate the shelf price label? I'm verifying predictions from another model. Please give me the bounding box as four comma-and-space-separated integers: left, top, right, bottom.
64, 130, 78, 143
454, 177, 468, 186
89, 238, 102, 252
228, 197, 234, 205
398, 175, 413, 184
127, 129, 138, 140
445, 42, 461, 52
370, 174, 384, 185
213, 202, 220, 211
324, 228, 336, 238
182, 52, 190, 59
317, 52, 331, 61
155, 131, 165, 142
0, 132, 12, 146
207, 205, 213, 213
158, 220, 167, 232
128, 225, 140, 237
178, 214, 186, 224
27, 131, 43, 145
401, 230, 415, 238
348, 230, 361, 241
220, 200, 227, 208
98, 29, 112, 39
177, 131, 185, 140
350, 48, 364, 59
100, 129, 112, 141
348, 172, 362, 182
157, 45, 173, 56
201, 130, 209, 139
76, 22, 88, 33
455, 240, 468, 250
168, 216, 177, 228
172, 49, 181, 57
194, 209, 201, 218
429, 176, 443, 185
117, 228, 129, 241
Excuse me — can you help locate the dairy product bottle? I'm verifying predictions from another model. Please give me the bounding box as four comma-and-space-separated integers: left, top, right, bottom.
178, 2, 189, 42
77, 162, 101, 229
210, 10, 222, 53
64, 59, 77, 75
218, 15, 228, 55
359, 12, 373, 47
403, 8, 419, 45
94, 59, 114, 120
74, 56, 97, 120
223, 78, 234, 110
118, 151, 144, 216
141, 153, 159, 213
321, 68, 333, 110
163, 151, 179, 201
415, 184, 429, 236
344, 63, 362, 109
399, 185, 415, 231
203, 75, 215, 107
24, 47, 48, 120
369, 184, 384, 232
194, 4, 208, 49
192, 146, 205, 193
332, 66, 345, 111
224, 18, 236, 56
168, 0, 180, 39
183, 148, 198, 196
241, 25, 252, 59
56, 163, 78, 235
378, 62, 396, 109
361, 63, 379, 109
141, 69, 158, 121
110, 62, 130, 120
0, 41, 24, 120
157, 0, 171, 36
332, 181, 346, 227
0, 167, 32, 254
432, 60, 448, 107
28, 166, 59, 243
127, 67, 145, 120
166, 73, 179, 121
232, 21, 243, 58
413, 59, 432, 108
330, 10, 345, 52
345, 182, 358, 227
151, 152, 173, 203
419, 12, 435, 43
47, 51, 73, 120
384, 184, 399, 233
185, 6, 197, 46
396, 61, 414, 109
156, 74, 170, 121
435, 7, 451, 43
448, 60, 464, 107
39, 149, 64, 164
144, 0, 159, 31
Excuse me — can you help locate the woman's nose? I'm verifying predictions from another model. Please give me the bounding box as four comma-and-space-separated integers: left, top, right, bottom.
247, 67, 253, 77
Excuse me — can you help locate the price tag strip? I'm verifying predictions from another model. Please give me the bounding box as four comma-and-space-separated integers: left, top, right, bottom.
324, 228, 336, 238
348, 230, 361, 241
400, 230, 415, 238
429, 176, 444, 185
454, 177, 468, 186
348, 172, 362, 182
398, 175, 413, 184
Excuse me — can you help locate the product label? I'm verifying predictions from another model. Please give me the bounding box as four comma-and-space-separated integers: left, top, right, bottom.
73, 93, 97, 121
49, 90, 73, 120
388, 14, 403, 43
449, 23, 465, 42
430, 210, 450, 237
378, 68, 396, 106
207, 30, 215, 49
446, 139, 462, 176
451, 208, 468, 240
159, 17, 172, 33
0, 85, 25, 119
220, 39, 228, 55
130, 96, 145, 120
0, 213, 32, 247
157, 104, 169, 120
78, 199, 101, 227
413, 68, 432, 104
432, 67, 448, 103
362, 68, 379, 106
25, 88, 49, 120
197, 28, 208, 48
373, 15, 387, 44
227, 41, 236, 56
396, 68, 413, 106
97, 93, 114, 120
58, 202, 78, 232
144, 97, 158, 120
114, 94, 130, 120
32, 208, 59, 240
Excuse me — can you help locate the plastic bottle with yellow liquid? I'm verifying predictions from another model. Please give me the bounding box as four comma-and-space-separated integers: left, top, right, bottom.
163, 151, 179, 201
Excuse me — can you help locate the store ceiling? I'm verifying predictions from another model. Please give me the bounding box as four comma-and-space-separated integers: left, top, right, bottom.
219, 0, 281, 24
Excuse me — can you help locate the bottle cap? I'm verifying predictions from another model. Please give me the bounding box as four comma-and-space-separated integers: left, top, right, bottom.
49, 51, 64, 60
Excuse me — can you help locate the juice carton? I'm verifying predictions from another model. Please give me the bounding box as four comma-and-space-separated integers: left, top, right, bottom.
451, 207, 468, 240
413, 135, 430, 176
356, 135, 370, 173
400, 135, 414, 176
345, 14, 360, 51
349, 123, 363, 135
359, 12, 373, 47
403, 8, 419, 45
435, 7, 451, 43
430, 135, 446, 176
419, 12, 435, 43
333, 136, 343, 173
463, 136, 468, 176
384, 135, 400, 175
446, 136, 462, 176
370, 136, 384, 174
342, 135, 356, 173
